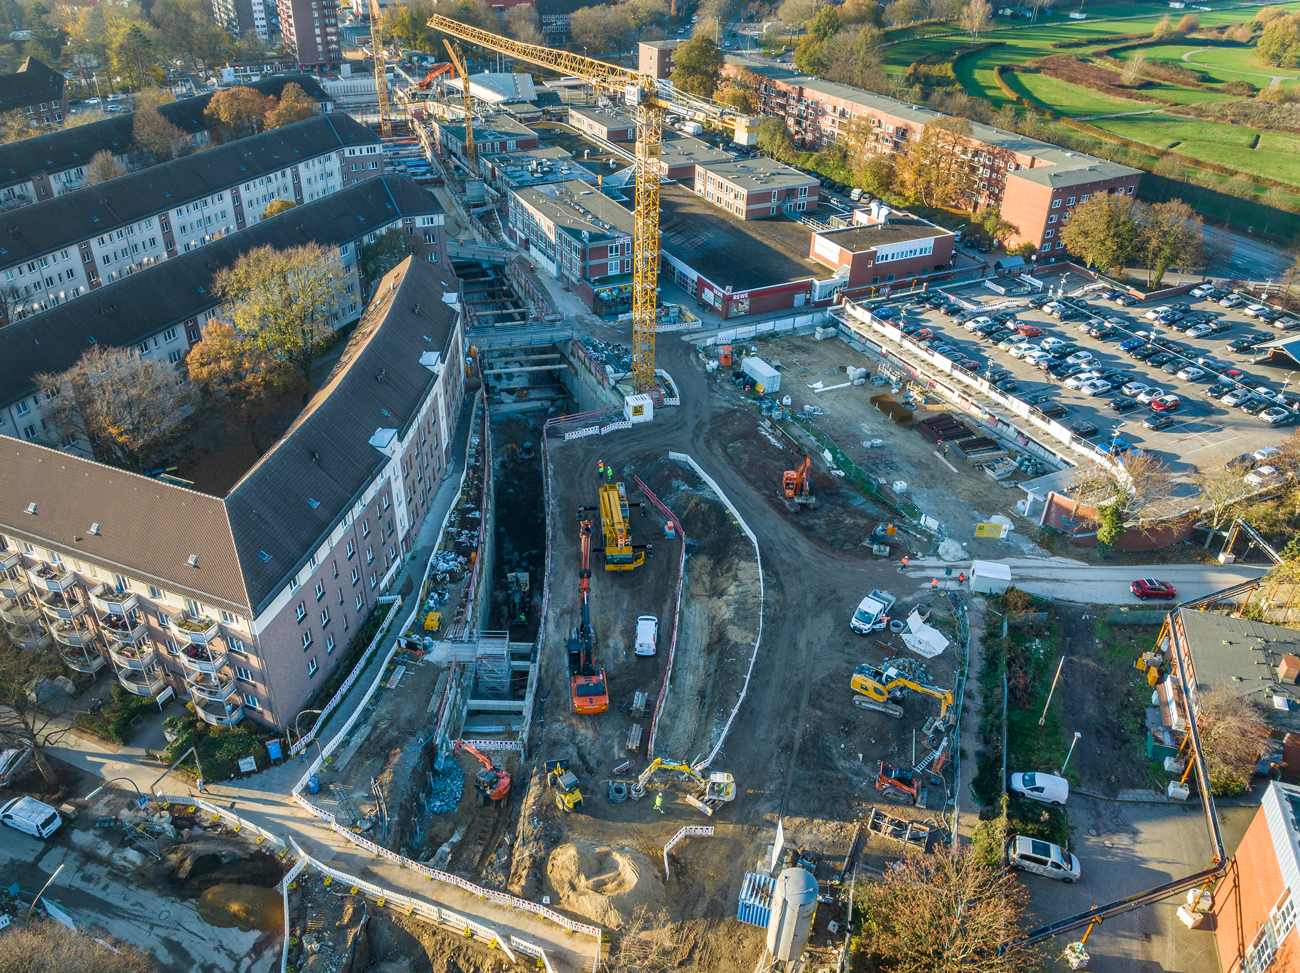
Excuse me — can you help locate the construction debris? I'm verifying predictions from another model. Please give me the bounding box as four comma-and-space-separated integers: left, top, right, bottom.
424, 765, 465, 814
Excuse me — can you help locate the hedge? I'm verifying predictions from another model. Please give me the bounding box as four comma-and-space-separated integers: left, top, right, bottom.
73, 684, 160, 744
1051, 32, 1153, 50
164, 715, 272, 781
993, 65, 1056, 118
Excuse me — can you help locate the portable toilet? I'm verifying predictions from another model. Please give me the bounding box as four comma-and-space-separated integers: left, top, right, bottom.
719, 345, 733, 367
766, 867, 818, 963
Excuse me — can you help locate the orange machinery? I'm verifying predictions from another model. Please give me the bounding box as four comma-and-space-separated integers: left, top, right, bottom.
568, 520, 609, 714
413, 62, 454, 88
455, 740, 511, 803
781, 457, 818, 509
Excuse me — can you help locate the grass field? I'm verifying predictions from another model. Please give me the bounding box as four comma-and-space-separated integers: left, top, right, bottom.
1009, 70, 1152, 116
1092, 112, 1300, 184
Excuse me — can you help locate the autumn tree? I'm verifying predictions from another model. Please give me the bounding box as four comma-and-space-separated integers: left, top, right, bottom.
359, 228, 433, 283
973, 205, 1018, 245
857, 843, 1041, 973
1152, 13, 1175, 40
671, 36, 724, 97
756, 116, 797, 160
896, 116, 978, 208
262, 198, 297, 219
0, 628, 75, 787
204, 86, 274, 139
1196, 685, 1270, 796
110, 21, 160, 91
1135, 198, 1204, 288
959, 0, 991, 44
1176, 12, 1200, 34
719, 86, 757, 112
264, 82, 318, 129
569, 4, 633, 53
0, 108, 31, 143
186, 322, 298, 455
0, 907, 158, 972
883, 0, 926, 25
214, 243, 347, 401
85, 149, 128, 185
1060, 191, 1138, 276
1074, 451, 1176, 550
1189, 454, 1248, 547
854, 150, 894, 196
152, 0, 229, 72
840, 0, 884, 27
820, 24, 885, 88
37, 346, 198, 471
809, 3, 840, 40
777, 0, 824, 28
1256, 13, 1300, 66
133, 105, 186, 163
503, 3, 543, 44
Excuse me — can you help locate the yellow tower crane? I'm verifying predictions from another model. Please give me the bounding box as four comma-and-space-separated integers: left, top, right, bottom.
424, 14, 759, 392
368, 0, 392, 138
441, 40, 484, 204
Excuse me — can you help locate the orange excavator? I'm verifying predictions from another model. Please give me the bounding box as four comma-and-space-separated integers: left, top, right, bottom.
569, 519, 609, 714
413, 62, 454, 89
780, 457, 818, 510
455, 740, 511, 805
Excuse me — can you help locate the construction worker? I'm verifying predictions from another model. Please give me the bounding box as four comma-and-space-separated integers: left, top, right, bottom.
958, 572, 967, 585
646, 543, 654, 559
640, 502, 646, 517
597, 460, 605, 479
899, 555, 909, 572
517, 612, 526, 624
931, 578, 939, 592
654, 792, 664, 814
606, 466, 613, 481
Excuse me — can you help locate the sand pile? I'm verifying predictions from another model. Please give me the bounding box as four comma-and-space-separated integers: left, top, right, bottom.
546, 841, 664, 929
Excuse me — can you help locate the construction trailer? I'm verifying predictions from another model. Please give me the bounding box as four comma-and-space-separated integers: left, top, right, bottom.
969, 560, 1012, 595
741, 357, 781, 393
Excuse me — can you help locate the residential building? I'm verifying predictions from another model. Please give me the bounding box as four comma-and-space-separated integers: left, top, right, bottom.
659, 136, 732, 181
693, 157, 819, 220
807, 205, 955, 289
724, 55, 1140, 252
567, 106, 636, 143
429, 116, 540, 169
212, 0, 273, 40
506, 179, 635, 312
0, 175, 447, 441
0, 58, 67, 129
0, 114, 383, 323
478, 146, 595, 192
638, 39, 681, 80
1212, 781, 1300, 973
277, 0, 343, 70
0, 256, 464, 731
536, 0, 587, 45
0, 76, 333, 207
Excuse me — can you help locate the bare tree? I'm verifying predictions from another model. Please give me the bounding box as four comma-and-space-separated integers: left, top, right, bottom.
604, 905, 677, 972
36, 345, 198, 472
1121, 49, 1148, 85
959, 0, 992, 44
1196, 685, 1270, 796
1189, 454, 1248, 547
1074, 451, 1177, 548
0, 627, 75, 787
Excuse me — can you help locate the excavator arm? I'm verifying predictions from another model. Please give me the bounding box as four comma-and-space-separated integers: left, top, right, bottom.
851, 664, 953, 720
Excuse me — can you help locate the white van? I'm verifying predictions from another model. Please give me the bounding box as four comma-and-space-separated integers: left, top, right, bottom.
0, 796, 63, 839
1007, 835, 1079, 883
634, 615, 658, 656
1009, 771, 1069, 806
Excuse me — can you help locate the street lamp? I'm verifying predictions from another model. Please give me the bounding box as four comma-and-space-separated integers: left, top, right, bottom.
1060, 731, 1082, 775
87, 776, 146, 804
292, 708, 326, 765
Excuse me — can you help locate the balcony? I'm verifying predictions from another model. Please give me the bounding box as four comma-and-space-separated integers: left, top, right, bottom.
16, 631, 52, 652
116, 663, 165, 697
176, 643, 228, 676
106, 639, 156, 671
194, 696, 244, 727
30, 564, 74, 593
97, 609, 147, 643
0, 598, 39, 625
167, 613, 220, 646
186, 670, 237, 705
39, 590, 87, 621
89, 584, 139, 617
59, 643, 106, 674
50, 619, 96, 648
0, 573, 30, 601
1, 550, 20, 571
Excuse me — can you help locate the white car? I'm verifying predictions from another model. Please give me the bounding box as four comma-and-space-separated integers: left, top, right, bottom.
1065, 351, 1095, 365
1010, 771, 1069, 806
1064, 371, 1102, 390
1023, 350, 1051, 366
1177, 366, 1206, 381
1255, 446, 1282, 462
1144, 306, 1171, 321
1008, 342, 1040, 359
1220, 294, 1246, 308
964, 316, 993, 331
1244, 304, 1269, 318
1191, 283, 1216, 297
1040, 336, 1066, 351
1042, 302, 1062, 316
998, 334, 1029, 350
1246, 465, 1280, 486
1185, 324, 1216, 339
1223, 388, 1254, 407
634, 615, 658, 656
1135, 388, 1165, 404
1080, 379, 1113, 397
1007, 836, 1081, 883
1121, 381, 1150, 397
1261, 407, 1294, 425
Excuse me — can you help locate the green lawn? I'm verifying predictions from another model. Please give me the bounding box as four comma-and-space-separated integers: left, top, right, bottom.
1095, 112, 1300, 185
1011, 70, 1153, 116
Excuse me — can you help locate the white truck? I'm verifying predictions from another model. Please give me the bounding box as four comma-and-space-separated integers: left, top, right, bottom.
850, 589, 896, 634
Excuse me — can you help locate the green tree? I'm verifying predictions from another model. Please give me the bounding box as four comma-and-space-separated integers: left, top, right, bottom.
896, 116, 978, 208
670, 36, 724, 98
793, 35, 826, 75
186, 321, 299, 455
1135, 199, 1203, 288
204, 86, 274, 139
1059, 192, 1138, 276
756, 116, 797, 160
973, 205, 1019, 245
214, 243, 347, 401
808, 3, 840, 40
883, 0, 926, 25
853, 150, 894, 196
110, 21, 159, 91
1257, 13, 1300, 67
360, 228, 420, 282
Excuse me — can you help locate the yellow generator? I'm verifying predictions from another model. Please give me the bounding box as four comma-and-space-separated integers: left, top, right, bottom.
599, 482, 645, 571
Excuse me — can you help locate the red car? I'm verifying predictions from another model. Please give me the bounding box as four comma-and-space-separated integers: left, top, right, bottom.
1150, 394, 1181, 412
1015, 324, 1043, 337
913, 328, 934, 341
1131, 579, 1177, 600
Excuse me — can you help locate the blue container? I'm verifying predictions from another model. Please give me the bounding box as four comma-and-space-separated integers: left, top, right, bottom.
308, 777, 320, 794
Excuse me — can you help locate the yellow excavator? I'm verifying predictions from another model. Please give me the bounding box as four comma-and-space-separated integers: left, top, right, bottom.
630, 757, 736, 816
851, 663, 954, 722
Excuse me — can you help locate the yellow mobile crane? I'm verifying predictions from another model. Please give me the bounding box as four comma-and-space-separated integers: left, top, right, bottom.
368, 0, 392, 138
423, 13, 759, 392
631, 757, 736, 816
598, 481, 643, 571
851, 663, 954, 722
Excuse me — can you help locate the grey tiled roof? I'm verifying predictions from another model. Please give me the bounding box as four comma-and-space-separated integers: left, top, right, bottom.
0, 57, 64, 115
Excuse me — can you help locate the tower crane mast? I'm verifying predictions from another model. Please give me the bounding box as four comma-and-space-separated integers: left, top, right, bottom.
368, 0, 392, 137
424, 14, 758, 392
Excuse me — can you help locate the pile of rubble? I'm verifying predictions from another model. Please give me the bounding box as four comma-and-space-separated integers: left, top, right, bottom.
424, 766, 464, 814
582, 336, 632, 373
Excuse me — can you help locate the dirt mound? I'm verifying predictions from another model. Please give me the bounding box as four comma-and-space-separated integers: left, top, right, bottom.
197, 883, 284, 931
546, 841, 664, 929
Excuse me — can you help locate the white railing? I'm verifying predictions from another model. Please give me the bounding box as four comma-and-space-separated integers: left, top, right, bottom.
663, 824, 714, 879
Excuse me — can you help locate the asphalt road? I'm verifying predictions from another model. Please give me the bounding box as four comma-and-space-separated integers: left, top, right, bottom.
1204, 224, 1292, 282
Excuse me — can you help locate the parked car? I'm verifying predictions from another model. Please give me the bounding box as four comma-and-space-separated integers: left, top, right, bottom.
1205, 383, 1232, 399
1015, 324, 1043, 337
0, 796, 62, 840
1241, 398, 1274, 416
1108, 397, 1138, 412
1185, 323, 1216, 339
996, 379, 1019, 393
1038, 403, 1068, 418
1143, 412, 1175, 430
1244, 304, 1270, 318
1228, 335, 1267, 351
1220, 294, 1246, 308
1144, 306, 1171, 321
1222, 388, 1254, 407
1009, 771, 1070, 806
1130, 346, 1160, 361
1088, 325, 1116, 340
964, 316, 993, 331
998, 334, 1029, 351
1135, 387, 1166, 404
1121, 381, 1151, 397
1246, 465, 1281, 486
1176, 366, 1206, 382
1040, 336, 1067, 351
1261, 406, 1298, 425
1190, 283, 1217, 297
1147, 353, 1175, 369
1101, 436, 1133, 455
1008, 343, 1040, 359
1131, 579, 1177, 600
634, 615, 658, 656
1069, 420, 1099, 437
1150, 394, 1181, 412
1080, 379, 1113, 397
1113, 293, 1138, 306
1227, 453, 1258, 472
1064, 371, 1103, 390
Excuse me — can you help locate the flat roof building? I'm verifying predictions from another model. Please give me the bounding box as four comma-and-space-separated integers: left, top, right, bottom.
809, 207, 955, 290
659, 136, 733, 181
430, 116, 540, 169
693, 157, 820, 220
638, 39, 682, 80
566, 105, 636, 143
0, 256, 464, 730
478, 146, 596, 191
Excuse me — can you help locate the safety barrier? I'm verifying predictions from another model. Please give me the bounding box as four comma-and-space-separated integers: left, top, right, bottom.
155, 793, 287, 849
662, 397, 681, 406
279, 854, 310, 973
600, 420, 632, 435
634, 474, 688, 757
510, 936, 556, 973
662, 825, 714, 880
457, 738, 523, 751
563, 425, 600, 441
666, 452, 765, 772
655, 320, 703, 332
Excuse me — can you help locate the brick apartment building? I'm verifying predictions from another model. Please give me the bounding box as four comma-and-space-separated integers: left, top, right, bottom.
721, 54, 1140, 254
0, 76, 332, 207
567, 105, 636, 142
0, 174, 447, 443
536, 0, 587, 45
0, 114, 382, 322
659, 136, 732, 180
638, 39, 681, 79
693, 157, 819, 219
0, 256, 464, 731
506, 179, 635, 313
807, 205, 955, 288
0, 58, 67, 129
1213, 781, 1300, 973
277, 0, 342, 70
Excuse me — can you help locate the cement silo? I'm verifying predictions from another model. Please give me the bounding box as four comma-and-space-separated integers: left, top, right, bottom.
765, 867, 818, 963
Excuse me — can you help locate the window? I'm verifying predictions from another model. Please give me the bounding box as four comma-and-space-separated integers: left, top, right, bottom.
320, 608, 330, 626
362, 520, 370, 538
346, 539, 355, 559
1065, 197, 1075, 206
326, 633, 336, 654
295, 602, 306, 622
315, 580, 324, 599
1048, 215, 1057, 224
228, 637, 246, 653
157, 611, 170, 626
1051, 199, 1061, 209
370, 573, 377, 589
220, 610, 237, 624
351, 566, 360, 585
235, 665, 254, 682
356, 593, 365, 610
301, 630, 313, 649
148, 585, 162, 599
1126, 185, 1134, 194
1044, 230, 1054, 239
366, 548, 374, 564
1080, 194, 1090, 202
163, 328, 176, 342
242, 693, 261, 710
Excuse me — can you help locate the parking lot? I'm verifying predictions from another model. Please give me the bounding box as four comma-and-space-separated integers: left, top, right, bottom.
873, 278, 1300, 486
